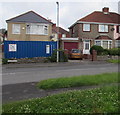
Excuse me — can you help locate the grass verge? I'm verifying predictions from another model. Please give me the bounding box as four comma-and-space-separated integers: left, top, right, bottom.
37, 72, 119, 90
107, 59, 120, 63
2, 85, 119, 114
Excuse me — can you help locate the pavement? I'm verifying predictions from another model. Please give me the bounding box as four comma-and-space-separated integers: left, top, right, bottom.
2, 60, 109, 68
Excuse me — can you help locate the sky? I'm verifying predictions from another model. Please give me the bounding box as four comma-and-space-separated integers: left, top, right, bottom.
0, 0, 120, 31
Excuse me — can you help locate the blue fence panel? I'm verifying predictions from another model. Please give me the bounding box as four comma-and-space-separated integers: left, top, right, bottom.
4, 41, 57, 59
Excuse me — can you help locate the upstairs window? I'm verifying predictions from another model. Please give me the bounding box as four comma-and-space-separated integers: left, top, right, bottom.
83, 24, 90, 32
62, 34, 66, 38
99, 25, 108, 32
116, 26, 120, 33
12, 24, 20, 34
26, 23, 48, 35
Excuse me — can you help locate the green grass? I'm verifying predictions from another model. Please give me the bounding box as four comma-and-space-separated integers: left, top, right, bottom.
2, 85, 119, 114
107, 59, 120, 63
37, 72, 119, 90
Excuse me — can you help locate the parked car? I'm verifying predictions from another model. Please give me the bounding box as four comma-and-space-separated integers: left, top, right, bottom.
69, 49, 83, 59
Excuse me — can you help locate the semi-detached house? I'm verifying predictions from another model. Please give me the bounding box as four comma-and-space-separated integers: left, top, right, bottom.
69, 7, 120, 54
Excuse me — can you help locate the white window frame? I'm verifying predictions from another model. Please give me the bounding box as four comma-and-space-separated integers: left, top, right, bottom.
99, 25, 108, 32
12, 24, 20, 34
26, 23, 48, 35
95, 40, 112, 49
83, 24, 90, 32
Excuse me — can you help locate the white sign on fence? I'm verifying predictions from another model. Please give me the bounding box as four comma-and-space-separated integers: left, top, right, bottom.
9, 44, 17, 52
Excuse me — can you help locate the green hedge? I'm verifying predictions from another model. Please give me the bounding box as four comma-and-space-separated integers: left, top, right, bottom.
90, 45, 120, 56
108, 48, 120, 56
90, 45, 104, 55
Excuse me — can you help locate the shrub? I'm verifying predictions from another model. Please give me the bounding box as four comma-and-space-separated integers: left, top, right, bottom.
101, 49, 109, 55
2, 58, 8, 64
90, 45, 104, 55
108, 48, 120, 56
48, 49, 68, 62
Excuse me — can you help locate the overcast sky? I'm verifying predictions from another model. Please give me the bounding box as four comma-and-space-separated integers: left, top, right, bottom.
0, 0, 120, 31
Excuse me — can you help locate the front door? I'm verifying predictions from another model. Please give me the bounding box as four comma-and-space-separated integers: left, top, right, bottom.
83, 40, 90, 54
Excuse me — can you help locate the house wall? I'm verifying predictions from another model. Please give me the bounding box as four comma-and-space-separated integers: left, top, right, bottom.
7, 22, 52, 41
78, 23, 114, 39
69, 24, 79, 38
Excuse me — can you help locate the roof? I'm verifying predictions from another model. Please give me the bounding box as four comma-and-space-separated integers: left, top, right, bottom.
6, 11, 53, 24
79, 11, 120, 24
95, 35, 112, 40
69, 9, 120, 29
52, 26, 69, 34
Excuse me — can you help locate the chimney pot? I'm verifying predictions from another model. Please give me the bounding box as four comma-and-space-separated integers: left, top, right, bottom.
102, 7, 109, 14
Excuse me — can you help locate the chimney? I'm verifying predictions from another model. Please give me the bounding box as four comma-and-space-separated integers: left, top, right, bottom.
102, 7, 109, 14
52, 24, 56, 28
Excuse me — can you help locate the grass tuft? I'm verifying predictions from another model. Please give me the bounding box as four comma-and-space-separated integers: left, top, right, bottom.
107, 59, 120, 63
37, 72, 119, 90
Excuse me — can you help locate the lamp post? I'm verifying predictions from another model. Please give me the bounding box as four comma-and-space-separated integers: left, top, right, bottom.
56, 2, 59, 62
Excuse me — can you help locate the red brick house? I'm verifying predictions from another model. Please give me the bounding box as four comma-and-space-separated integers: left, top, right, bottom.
69, 7, 120, 54
51, 24, 70, 41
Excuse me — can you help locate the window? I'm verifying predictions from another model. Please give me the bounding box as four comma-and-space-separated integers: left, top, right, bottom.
46, 45, 50, 54
103, 41, 108, 49
95, 41, 101, 46
117, 26, 120, 33
83, 24, 90, 31
26, 23, 48, 35
95, 40, 112, 49
115, 40, 120, 48
12, 24, 20, 34
62, 34, 66, 38
99, 25, 108, 32
109, 41, 112, 49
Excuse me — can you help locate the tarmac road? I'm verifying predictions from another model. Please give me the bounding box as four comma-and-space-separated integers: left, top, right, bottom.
2, 61, 119, 85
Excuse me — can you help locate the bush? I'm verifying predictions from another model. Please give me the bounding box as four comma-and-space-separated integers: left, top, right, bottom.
2, 58, 8, 64
90, 45, 104, 55
108, 48, 120, 56
48, 49, 68, 62
101, 49, 109, 55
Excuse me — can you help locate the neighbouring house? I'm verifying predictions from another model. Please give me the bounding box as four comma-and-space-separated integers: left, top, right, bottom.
69, 7, 120, 54
6, 11, 53, 41
51, 24, 72, 50
51, 24, 70, 41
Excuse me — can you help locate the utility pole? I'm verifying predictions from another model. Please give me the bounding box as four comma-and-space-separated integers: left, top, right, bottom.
56, 2, 59, 62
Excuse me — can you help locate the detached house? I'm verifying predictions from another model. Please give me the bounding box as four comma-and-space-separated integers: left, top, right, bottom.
69, 7, 120, 54
6, 11, 53, 41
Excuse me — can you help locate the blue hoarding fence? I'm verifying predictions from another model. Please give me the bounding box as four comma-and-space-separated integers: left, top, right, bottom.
4, 41, 57, 59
